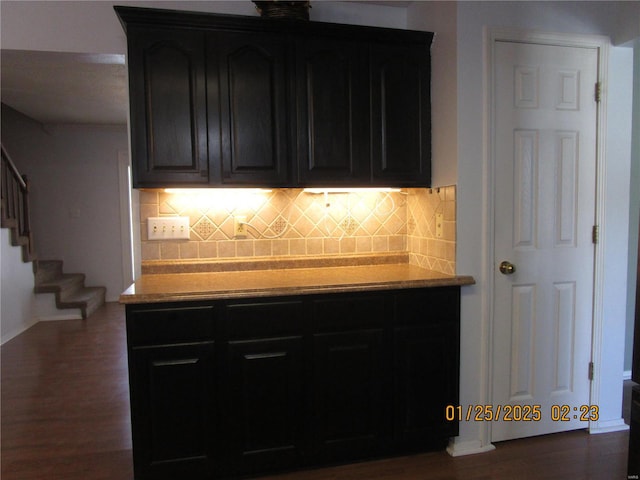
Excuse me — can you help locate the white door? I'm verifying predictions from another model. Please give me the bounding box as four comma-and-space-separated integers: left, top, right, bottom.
492, 40, 599, 442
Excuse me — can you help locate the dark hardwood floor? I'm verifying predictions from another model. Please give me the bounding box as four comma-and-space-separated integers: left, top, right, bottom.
0, 303, 630, 480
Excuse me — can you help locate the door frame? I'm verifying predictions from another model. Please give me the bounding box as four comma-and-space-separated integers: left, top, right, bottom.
484, 28, 610, 444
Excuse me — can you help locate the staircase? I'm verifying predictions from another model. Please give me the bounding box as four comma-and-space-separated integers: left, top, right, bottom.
2, 144, 106, 320
33, 260, 106, 319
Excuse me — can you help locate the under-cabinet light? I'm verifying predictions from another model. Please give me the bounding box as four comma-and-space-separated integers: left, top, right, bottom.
164, 188, 272, 194
302, 187, 402, 194
163, 188, 272, 211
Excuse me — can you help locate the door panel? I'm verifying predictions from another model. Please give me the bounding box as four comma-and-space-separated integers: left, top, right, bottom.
211, 32, 290, 185
130, 342, 216, 479
127, 26, 208, 187
224, 336, 305, 473
295, 37, 369, 185
370, 43, 431, 186
492, 40, 598, 442
312, 329, 386, 461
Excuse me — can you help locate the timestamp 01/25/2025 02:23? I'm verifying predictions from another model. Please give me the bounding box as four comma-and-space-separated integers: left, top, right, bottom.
445, 404, 600, 423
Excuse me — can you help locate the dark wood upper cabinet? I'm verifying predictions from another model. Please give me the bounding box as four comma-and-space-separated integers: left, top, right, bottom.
126, 26, 209, 188
209, 31, 291, 186
371, 42, 431, 186
295, 37, 369, 185
116, 6, 433, 188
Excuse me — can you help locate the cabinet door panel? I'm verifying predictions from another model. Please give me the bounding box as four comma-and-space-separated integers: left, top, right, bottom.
130, 343, 216, 479
211, 32, 290, 185
312, 329, 387, 461
394, 324, 458, 448
127, 26, 208, 187
296, 38, 369, 185
371, 43, 431, 186
224, 336, 305, 474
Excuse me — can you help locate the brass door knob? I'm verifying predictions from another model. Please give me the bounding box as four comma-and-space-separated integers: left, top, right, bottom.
499, 261, 516, 275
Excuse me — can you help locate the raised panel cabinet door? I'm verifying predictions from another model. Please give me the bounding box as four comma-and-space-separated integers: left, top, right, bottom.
223, 336, 306, 475
129, 342, 216, 480
312, 329, 387, 462
370, 42, 431, 186
126, 26, 209, 187
393, 323, 459, 449
209, 32, 290, 186
295, 37, 370, 185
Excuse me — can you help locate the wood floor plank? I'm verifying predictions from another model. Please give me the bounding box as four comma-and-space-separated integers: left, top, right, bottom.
0, 303, 630, 480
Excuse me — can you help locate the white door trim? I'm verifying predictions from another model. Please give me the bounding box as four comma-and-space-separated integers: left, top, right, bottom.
483, 28, 610, 444
118, 149, 135, 290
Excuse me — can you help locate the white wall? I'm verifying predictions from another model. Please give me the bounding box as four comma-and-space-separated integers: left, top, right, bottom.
626, 41, 640, 373
454, 1, 635, 452
407, 1, 458, 187
0, 0, 406, 55
1, 105, 129, 302
1, 228, 37, 344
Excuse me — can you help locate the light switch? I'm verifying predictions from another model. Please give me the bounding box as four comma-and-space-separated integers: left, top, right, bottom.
147, 217, 190, 240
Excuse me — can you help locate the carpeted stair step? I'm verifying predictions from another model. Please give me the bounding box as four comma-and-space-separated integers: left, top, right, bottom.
33, 260, 106, 319
59, 286, 106, 319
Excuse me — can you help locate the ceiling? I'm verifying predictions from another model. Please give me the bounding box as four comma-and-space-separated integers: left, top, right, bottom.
1, 50, 128, 125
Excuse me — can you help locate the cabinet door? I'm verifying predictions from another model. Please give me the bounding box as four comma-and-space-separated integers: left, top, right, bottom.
370, 42, 431, 186
295, 37, 370, 185
393, 287, 460, 449
209, 32, 290, 186
312, 329, 387, 462
126, 26, 209, 187
223, 336, 306, 474
129, 342, 216, 479
394, 324, 458, 449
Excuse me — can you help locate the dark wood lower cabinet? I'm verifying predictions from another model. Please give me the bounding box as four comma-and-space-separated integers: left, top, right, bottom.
313, 329, 387, 462
125, 287, 461, 479
129, 342, 216, 479
223, 336, 306, 475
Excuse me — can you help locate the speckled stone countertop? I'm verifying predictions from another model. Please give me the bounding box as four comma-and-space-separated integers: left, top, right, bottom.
120, 263, 475, 304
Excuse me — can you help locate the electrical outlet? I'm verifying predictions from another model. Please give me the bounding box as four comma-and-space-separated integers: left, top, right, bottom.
435, 213, 444, 239
148, 217, 190, 240
234, 215, 247, 238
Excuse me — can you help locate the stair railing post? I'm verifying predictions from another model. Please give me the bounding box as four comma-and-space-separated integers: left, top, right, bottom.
21, 174, 34, 257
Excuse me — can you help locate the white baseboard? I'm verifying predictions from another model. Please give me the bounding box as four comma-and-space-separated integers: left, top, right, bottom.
0, 317, 38, 345
446, 438, 496, 457
589, 418, 630, 434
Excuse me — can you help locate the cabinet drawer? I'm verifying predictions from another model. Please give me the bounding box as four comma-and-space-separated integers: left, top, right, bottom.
224, 300, 304, 339
313, 294, 387, 332
127, 305, 215, 347
395, 287, 460, 326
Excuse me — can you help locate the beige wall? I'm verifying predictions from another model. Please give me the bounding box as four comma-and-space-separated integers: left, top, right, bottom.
139, 187, 456, 274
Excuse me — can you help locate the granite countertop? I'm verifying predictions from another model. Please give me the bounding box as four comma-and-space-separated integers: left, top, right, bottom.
120, 263, 475, 304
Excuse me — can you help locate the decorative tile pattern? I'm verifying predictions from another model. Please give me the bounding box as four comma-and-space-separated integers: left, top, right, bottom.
139, 186, 456, 275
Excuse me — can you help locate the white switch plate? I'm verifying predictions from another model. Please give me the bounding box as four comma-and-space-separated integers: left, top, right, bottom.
435, 213, 444, 238
147, 217, 190, 240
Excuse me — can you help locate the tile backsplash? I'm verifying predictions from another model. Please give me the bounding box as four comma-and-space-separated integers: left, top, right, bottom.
139, 186, 456, 274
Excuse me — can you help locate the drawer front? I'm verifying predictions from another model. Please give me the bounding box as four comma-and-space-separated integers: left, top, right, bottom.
395, 287, 460, 326
313, 294, 387, 332
127, 304, 215, 347
223, 299, 304, 339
